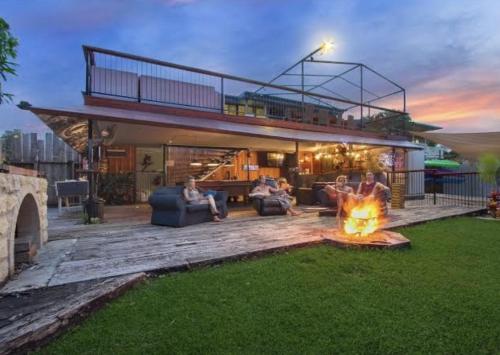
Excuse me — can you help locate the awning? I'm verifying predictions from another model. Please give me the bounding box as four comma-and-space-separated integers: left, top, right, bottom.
24, 103, 423, 153
414, 131, 500, 159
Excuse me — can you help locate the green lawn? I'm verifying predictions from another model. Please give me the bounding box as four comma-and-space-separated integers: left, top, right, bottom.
40, 217, 500, 355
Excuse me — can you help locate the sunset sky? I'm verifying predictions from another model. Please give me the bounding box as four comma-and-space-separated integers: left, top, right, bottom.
1, 0, 499, 133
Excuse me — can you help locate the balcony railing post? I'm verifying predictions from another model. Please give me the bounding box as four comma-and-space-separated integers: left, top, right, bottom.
85, 50, 91, 95
137, 75, 141, 103
220, 77, 224, 114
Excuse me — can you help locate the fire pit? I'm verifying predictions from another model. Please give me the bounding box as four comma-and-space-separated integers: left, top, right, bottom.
325, 198, 410, 250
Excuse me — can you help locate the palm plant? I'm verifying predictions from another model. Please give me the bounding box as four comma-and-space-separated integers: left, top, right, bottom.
478, 153, 500, 192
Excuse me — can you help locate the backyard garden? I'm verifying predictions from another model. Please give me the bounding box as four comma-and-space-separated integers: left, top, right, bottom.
38, 217, 499, 354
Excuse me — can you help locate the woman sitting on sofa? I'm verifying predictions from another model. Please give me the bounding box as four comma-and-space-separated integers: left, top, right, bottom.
249, 175, 302, 216
183, 176, 222, 222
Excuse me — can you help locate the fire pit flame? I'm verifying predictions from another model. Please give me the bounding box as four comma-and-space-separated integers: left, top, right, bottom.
343, 198, 384, 237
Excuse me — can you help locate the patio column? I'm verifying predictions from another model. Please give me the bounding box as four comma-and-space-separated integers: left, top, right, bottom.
291, 141, 300, 189
295, 141, 300, 169
86, 119, 93, 223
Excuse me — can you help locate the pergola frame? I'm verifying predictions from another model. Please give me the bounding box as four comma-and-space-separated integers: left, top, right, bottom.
255, 44, 407, 128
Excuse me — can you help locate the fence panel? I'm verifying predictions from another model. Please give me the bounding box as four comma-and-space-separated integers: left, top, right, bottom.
388, 170, 489, 208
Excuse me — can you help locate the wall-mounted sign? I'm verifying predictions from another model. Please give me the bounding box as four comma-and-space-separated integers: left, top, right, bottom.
242, 164, 259, 171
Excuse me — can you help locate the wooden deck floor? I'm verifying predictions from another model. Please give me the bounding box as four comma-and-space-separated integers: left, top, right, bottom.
2, 202, 483, 294
0, 203, 486, 353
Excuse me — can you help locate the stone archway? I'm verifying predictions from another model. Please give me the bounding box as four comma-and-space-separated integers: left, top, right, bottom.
0, 173, 48, 283
14, 193, 42, 265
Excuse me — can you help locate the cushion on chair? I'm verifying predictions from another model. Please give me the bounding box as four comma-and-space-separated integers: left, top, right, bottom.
186, 204, 211, 213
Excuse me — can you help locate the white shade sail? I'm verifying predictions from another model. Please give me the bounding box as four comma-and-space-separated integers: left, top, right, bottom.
414, 131, 500, 159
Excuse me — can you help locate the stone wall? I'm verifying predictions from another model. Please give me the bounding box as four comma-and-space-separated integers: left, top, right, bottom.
0, 173, 48, 283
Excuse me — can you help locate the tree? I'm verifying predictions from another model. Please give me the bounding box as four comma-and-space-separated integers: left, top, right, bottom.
478, 153, 500, 192
0, 129, 21, 164
1, 129, 21, 163
0, 17, 19, 104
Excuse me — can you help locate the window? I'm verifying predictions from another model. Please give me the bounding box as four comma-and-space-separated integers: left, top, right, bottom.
225, 104, 237, 115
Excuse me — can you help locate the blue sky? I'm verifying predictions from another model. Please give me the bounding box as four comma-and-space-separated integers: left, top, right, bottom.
1, 0, 499, 133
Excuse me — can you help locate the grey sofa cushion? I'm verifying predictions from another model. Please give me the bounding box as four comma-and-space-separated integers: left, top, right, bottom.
186, 204, 210, 213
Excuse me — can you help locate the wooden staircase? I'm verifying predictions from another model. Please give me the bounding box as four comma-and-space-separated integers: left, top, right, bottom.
196, 150, 240, 181
166, 147, 242, 184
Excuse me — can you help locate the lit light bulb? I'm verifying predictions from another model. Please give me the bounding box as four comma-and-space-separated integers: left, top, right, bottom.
319, 39, 334, 54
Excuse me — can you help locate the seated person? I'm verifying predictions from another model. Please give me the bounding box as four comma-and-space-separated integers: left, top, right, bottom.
183, 176, 222, 222
357, 171, 390, 215
249, 175, 302, 216
324, 175, 355, 230
277, 177, 293, 196
357, 171, 389, 198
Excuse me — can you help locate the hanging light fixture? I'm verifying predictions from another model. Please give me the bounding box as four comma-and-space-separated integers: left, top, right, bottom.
206, 159, 220, 167
190, 161, 202, 166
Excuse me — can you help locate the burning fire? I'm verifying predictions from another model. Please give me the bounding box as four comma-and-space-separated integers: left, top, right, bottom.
343, 198, 384, 237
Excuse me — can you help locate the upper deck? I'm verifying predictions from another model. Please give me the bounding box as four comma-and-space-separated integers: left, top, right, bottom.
82, 45, 438, 138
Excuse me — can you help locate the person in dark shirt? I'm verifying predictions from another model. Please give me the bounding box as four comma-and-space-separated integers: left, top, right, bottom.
357, 171, 389, 198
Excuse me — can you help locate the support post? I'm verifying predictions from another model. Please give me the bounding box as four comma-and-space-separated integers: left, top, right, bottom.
162, 144, 167, 186
360, 65, 364, 129
220, 77, 225, 114
432, 171, 437, 205
293, 141, 300, 189
85, 50, 91, 95
301, 61, 305, 122
87, 119, 94, 223
246, 149, 250, 181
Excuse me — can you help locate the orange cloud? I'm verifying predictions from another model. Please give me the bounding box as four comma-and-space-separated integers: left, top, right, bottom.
407, 68, 500, 132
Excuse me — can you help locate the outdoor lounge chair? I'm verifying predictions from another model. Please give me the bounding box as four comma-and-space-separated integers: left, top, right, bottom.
149, 186, 228, 227
250, 178, 288, 216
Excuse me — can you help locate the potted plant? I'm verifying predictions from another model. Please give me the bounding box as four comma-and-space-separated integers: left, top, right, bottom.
478, 153, 500, 217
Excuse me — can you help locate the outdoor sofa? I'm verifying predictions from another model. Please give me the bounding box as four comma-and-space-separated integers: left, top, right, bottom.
149, 186, 228, 227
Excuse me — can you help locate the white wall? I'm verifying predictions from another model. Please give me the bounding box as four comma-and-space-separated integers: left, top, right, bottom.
406, 150, 425, 197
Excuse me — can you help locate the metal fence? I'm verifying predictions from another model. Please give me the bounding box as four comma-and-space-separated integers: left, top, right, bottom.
83, 45, 410, 135
388, 169, 491, 208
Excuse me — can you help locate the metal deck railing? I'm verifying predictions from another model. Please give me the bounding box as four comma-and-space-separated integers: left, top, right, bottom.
83, 45, 410, 135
